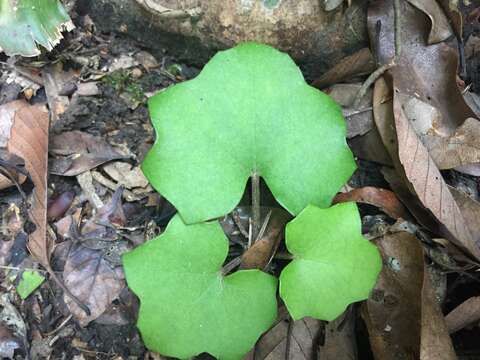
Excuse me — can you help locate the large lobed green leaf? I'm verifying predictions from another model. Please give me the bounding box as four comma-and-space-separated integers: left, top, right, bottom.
143, 42, 356, 224
280, 202, 382, 321
0, 0, 73, 57
123, 215, 278, 360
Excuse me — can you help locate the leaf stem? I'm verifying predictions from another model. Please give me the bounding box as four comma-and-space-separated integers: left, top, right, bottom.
251, 172, 261, 243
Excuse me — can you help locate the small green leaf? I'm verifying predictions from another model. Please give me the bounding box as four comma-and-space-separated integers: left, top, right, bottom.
0, 0, 73, 57
123, 215, 278, 359
279, 203, 382, 321
17, 270, 45, 299
143, 42, 356, 224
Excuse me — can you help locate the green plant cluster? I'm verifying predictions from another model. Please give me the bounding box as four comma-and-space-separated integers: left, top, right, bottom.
122, 42, 382, 360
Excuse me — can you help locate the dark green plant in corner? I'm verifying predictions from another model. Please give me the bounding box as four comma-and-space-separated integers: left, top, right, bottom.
123, 43, 382, 359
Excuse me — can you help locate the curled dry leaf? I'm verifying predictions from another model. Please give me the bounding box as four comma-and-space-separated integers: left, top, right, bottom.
49, 130, 128, 176
445, 296, 480, 334
240, 209, 290, 270
405, 0, 453, 44
63, 245, 125, 326
312, 48, 376, 89
333, 186, 410, 220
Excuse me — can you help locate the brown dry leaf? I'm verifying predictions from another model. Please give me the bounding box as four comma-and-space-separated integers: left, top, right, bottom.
42, 64, 72, 124
373, 79, 440, 233
247, 307, 321, 360
437, 0, 462, 38
445, 296, 480, 334
396, 93, 480, 171
0, 101, 51, 267
348, 128, 393, 166
332, 186, 410, 220
369, 68, 479, 258
312, 48, 376, 89
326, 83, 374, 138
368, 0, 476, 135
420, 268, 456, 359
405, 0, 453, 44
362, 230, 455, 360
318, 312, 357, 360
63, 244, 125, 326
240, 209, 290, 270
393, 94, 479, 259
428, 118, 480, 169
49, 130, 128, 176
362, 231, 423, 359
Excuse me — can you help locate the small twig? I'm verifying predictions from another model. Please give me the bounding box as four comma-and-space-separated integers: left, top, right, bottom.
251, 172, 261, 242
255, 210, 272, 242
285, 316, 294, 360
44, 315, 73, 337
0, 265, 49, 274
248, 219, 253, 249
393, 0, 402, 58
274, 252, 294, 261
232, 211, 249, 239
221, 256, 242, 275
352, 61, 395, 108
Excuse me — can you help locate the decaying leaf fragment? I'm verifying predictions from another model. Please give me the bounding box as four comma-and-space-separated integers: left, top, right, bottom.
63, 245, 125, 326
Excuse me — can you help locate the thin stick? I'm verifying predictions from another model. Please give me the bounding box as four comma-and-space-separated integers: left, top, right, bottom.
255, 210, 272, 242
352, 61, 395, 108
221, 256, 242, 275
393, 0, 402, 58
251, 172, 261, 242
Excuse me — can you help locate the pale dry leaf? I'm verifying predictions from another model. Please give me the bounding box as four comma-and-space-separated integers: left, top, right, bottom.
63, 245, 125, 326
405, 0, 453, 44
324, 0, 344, 12
428, 118, 480, 170
102, 162, 149, 189
445, 296, 480, 334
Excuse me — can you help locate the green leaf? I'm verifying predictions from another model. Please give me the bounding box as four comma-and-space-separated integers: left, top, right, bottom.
122, 215, 278, 359
17, 270, 45, 299
0, 0, 73, 57
143, 42, 356, 224
279, 203, 382, 321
